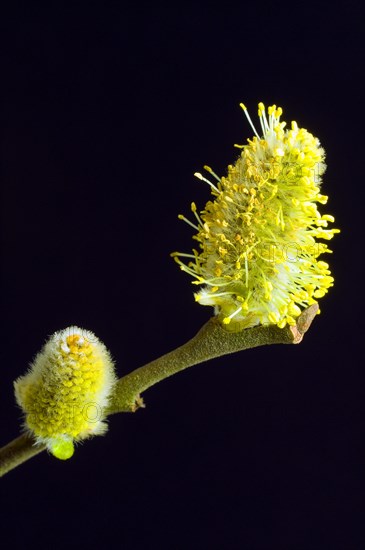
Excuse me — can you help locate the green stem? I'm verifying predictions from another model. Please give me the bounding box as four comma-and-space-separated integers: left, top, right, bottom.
0, 305, 318, 477
106, 316, 304, 414
0, 434, 46, 477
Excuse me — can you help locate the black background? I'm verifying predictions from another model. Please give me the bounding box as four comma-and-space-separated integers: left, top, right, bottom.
1, 3, 364, 549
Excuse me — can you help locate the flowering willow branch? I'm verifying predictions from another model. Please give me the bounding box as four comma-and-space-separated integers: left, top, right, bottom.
1, 100, 338, 477
0, 305, 318, 477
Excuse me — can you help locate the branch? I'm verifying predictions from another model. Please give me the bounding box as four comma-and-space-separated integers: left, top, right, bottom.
106, 314, 307, 414
0, 434, 46, 477
0, 305, 318, 477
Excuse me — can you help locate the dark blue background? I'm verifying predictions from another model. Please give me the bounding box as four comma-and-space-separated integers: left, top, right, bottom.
1, 3, 364, 549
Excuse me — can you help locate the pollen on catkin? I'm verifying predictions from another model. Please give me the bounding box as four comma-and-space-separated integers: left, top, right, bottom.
14, 327, 117, 459
172, 102, 339, 331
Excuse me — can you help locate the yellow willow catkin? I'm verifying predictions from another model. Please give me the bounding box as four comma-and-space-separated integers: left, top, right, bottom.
14, 327, 117, 459
172, 102, 339, 331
